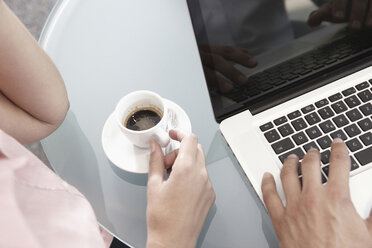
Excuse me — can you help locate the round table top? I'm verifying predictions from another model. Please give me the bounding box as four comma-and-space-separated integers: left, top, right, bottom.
40, 0, 278, 247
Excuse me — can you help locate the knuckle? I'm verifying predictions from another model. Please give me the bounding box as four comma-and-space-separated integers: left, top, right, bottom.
304, 151, 320, 161
262, 178, 274, 195
178, 153, 194, 165
327, 187, 350, 204
331, 150, 349, 162
201, 168, 209, 179
182, 161, 194, 173
188, 133, 198, 142
280, 165, 293, 180
302, 189, 319, 208
210, 188, 216, 203
263, 189, 276, 203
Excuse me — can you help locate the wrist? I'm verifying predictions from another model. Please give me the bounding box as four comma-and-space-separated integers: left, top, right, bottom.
146, 235, 196, 248
146, 238, 167, 248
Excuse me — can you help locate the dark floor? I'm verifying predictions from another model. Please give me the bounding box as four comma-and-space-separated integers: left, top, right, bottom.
4, 0, 56, 39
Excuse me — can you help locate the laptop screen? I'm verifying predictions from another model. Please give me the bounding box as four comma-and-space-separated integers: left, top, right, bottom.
186, 0, 372, 122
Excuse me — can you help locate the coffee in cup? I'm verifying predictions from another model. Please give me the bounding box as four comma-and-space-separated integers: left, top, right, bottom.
114, 90, 170, 148
125, 106, 162, 131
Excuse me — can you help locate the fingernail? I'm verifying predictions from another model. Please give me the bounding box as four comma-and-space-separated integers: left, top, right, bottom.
263, 172, 271, 179
308, 147, 318, 152
287, 154, 298, 159
351, 20, 361, 29
333, 138, 343, 143
149, 140, 156, 153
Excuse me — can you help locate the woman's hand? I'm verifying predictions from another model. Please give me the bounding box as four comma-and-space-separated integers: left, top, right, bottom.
146, 129, 215, 248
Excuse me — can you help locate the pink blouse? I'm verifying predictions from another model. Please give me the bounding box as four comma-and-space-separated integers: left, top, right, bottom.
0, 130, 113, 247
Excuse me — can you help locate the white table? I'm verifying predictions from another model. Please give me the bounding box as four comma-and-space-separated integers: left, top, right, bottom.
40, 0, 278, 247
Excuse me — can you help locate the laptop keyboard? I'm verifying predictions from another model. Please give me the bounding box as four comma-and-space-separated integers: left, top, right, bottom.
260, 80, 372, 184
225, 31, 372, 103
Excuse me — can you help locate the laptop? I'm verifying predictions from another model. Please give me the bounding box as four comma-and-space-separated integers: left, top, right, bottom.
186, 0, 372, 218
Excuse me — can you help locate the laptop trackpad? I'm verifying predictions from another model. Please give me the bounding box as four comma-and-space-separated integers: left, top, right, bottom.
350, 168, 372, 219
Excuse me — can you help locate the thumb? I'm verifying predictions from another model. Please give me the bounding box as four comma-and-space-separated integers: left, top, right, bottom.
148, 140, 165, 185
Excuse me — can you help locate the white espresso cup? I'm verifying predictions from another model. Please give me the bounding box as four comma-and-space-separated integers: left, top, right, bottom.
114, 90, 170, 149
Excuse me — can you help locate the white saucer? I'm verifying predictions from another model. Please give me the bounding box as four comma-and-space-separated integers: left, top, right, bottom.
101, 99, 192, 174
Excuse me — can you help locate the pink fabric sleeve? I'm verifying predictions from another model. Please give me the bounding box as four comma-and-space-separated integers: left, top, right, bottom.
0, 130, 113, 248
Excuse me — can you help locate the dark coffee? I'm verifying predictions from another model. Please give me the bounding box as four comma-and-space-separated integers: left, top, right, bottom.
125, 107, 162, 131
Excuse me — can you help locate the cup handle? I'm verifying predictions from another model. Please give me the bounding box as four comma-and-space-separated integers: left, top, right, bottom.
153, 130, 170, 147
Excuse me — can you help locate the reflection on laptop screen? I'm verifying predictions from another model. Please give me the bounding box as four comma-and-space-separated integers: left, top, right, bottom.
186, 0, 372, 122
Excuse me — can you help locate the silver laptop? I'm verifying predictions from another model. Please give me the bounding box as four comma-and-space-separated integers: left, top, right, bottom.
186, 0, 372, 218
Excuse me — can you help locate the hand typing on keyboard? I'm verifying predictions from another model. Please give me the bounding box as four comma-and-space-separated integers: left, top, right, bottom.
307, 0, 372, 29
262, 138, 372, 247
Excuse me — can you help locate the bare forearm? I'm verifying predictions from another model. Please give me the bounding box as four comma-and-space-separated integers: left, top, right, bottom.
0, 93, 60, 143
0, 1, 69, 143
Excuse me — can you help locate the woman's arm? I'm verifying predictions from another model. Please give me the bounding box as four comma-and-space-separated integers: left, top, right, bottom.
0, 0, 69, 144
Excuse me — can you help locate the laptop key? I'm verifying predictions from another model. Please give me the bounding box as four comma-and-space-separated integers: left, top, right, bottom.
344, 123, 361, 137
322, 173, 327, 184
331, 101, 348, 114
317, 135, 332, 149
260, 122, 273, 132
356, 81, 370, 91
332, 114, 350, 127
278, 148, 305, 163
321, 150, 331, 164
292, 131, 309, 145
272, 138, 295, 154
354, 147, 372, 166
318, 106, 335, 119
291, 118, 308, 131
344, 95, 361, 108
360, 103, 372, 116
357, 118, 372, 131
288, 110, 301, 120
315, 99, 329, 108
319, 120, 336, 133
346, 108, 363, 122
358, 90, 372, 102
322, 165, 329, 176
303, 141, 320, 152
274, 116, 287, 126
346, 138, 363, 152
301, 104, 315, 114
329, 93, 343, 102
278, 123, 294, 137
360, 132, 372, 146
264, 129, 280, 143
350, 156, 359, 171
330, 130, 348, 140
305, 126, 322, 139
305, 112, 321, 125
342, 87, 356, 96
